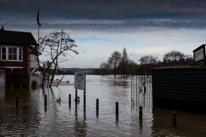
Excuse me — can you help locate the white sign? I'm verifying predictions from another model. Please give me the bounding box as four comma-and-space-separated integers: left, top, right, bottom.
195, 48, 204, 62
74, 72, 86, 90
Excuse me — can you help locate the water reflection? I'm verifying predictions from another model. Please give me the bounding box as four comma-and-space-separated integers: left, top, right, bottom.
0, 75, 206, 136
130, 76, 153, 137
73, 103, 87, 137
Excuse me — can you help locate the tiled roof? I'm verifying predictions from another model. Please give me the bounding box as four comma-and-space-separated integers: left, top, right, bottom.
0, 30, 37, 45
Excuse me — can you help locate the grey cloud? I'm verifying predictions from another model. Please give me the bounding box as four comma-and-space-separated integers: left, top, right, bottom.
2, 0, 206, 32
5, 19, 206, 33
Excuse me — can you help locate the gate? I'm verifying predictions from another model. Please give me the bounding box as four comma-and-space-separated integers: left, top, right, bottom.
131, 68, 146, 108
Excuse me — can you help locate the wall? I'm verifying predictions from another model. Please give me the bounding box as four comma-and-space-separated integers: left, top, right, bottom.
152, 66, 206, 112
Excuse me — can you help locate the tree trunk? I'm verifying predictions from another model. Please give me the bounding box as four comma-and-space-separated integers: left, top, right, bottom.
49, 62, 58, 87
56, 70, 70, 87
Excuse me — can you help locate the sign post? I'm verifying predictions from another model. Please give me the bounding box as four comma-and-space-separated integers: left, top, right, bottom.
193, 44, 206, 66
74, 72, 86, 109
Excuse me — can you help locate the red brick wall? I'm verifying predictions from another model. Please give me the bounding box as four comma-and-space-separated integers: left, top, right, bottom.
3, 45, 29, 75
5, 45, 30, 86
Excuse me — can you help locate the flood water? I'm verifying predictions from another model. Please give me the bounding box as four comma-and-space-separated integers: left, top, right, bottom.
0, 75, 206, 137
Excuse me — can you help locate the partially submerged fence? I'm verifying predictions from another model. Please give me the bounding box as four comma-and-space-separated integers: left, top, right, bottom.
131, 68, 153, 112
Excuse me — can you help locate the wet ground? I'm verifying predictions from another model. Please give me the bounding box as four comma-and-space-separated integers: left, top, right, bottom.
0, 75, 206, 137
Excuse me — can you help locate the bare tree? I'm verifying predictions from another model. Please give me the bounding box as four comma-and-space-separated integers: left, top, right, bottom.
128, 59, 138, 73
107, 51, 122, 77
139, 55, 159, 75
120, 47, 129, 76
184, 54, 193, 65
100, 62, 110, 75
139, 55, 158, 65
38, 30, 79, 88
163, 50, 185, 64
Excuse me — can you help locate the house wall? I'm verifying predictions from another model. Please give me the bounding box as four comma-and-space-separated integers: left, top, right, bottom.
30, 54, 38, 69
1, 45, 29, 74
0, 45, 30, 86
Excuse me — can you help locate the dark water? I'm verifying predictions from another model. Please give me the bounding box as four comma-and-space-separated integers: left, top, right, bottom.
0, 75, 206, 137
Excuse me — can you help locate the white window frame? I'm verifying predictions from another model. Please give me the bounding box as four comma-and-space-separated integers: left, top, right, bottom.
8, 47, 17, 60
1, 46, 23, 62
18, 48, 23, 61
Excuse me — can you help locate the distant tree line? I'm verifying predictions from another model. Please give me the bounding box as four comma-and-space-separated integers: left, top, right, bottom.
94, 49, 193, 76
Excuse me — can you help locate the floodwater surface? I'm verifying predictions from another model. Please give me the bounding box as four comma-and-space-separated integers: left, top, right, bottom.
0, 75, 206, 137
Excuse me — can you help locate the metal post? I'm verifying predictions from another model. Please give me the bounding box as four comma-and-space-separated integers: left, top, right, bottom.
131, 75, 132, 108
44, 94, 47, 106
139, 106, 142, 120
116, 102, 119, 121
75, 89, 77, 106
84, 89, 86, 109
16, 95, 19, 108
173, 111, 177, 127
144, 86, 146, 93
116, 102, 119, 115
69, 94, 71, 104
96, 98, 99, 117
69, 94, 71, 109
96, 98, 99, 110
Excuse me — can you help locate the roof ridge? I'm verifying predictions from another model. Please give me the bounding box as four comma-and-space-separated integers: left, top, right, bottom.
0, 30, 31, 34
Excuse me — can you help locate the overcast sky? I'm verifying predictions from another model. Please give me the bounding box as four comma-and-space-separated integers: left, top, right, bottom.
1, 0, 206, 68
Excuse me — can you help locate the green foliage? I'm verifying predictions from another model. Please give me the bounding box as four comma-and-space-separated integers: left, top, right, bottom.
31, 80, 37, 87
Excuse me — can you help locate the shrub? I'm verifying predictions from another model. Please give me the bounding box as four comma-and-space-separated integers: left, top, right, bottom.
31, 80, 37, 88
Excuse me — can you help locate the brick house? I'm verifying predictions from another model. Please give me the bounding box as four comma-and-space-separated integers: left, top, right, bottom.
0, 26, 37, 87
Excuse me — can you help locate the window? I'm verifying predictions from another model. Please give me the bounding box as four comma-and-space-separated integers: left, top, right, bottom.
9, 48, 17, 60
19, 48, 22, 60
2, 47, 6, 60
1, 47, 23, 61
